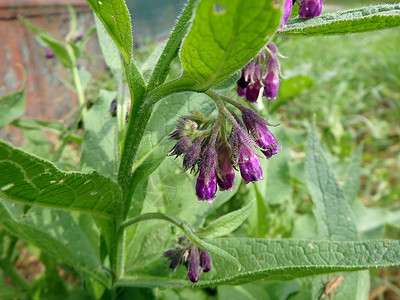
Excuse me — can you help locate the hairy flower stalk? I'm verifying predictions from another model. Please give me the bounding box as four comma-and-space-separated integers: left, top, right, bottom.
236, 42, 285, 102
163, 237, 212, 283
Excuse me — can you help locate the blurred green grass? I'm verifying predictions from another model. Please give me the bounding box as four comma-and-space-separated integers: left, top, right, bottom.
274, 27, 400, 213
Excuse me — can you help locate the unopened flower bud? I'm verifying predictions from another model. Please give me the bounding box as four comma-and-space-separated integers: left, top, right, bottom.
216, 144, 235, 191
169, 137, 192, 158
298, 0, 323, 18
188, 246, 200, 283
281, 0, 293, 27
183, 137, 202, 172
199, 249, 212, 272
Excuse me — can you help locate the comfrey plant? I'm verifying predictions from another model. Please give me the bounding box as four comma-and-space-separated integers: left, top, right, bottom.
0, 0, 399, 298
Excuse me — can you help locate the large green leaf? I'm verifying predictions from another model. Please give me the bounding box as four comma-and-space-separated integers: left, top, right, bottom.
0, 201, 110, 287
305, 128, 359, 241
0, 140, 121, 218
305, 127, 368, 299
280, 4, 400, 36
81, 90, 118, 179
117, 238, 400, 288
344, 146, 363, 203
93, 14, 122, 74
87, 0, 132, 63
179, 0, 281, 90
0, 86, 26, 129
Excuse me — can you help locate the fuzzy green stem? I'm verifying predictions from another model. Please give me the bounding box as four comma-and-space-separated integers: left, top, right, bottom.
205, 90, 239, 127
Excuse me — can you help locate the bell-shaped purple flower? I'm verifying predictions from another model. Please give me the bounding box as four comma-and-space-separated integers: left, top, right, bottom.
298, 0, 323, 18
245, 63, 263, 103
183, 137, 203, 172
263, 70, 279, 99
241, 108, 280, 159
188, 246, 200, 283
216, 144, 235, 191
239, 146, 263, 184
196, 168, 217, 202
281, 0, 293, 27
254, 123, 280, 158
195, 144, 217, 202
199, 249, 212, 272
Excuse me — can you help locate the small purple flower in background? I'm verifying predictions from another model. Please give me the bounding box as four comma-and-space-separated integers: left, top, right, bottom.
236, 42, 285, 102
298, 0, 323, 18
164, 237, 213, 283
44, 47, 55, 59
281, 0, 293, 27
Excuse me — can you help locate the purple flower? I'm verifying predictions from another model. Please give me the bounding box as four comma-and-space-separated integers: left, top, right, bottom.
44, 47, 55, 59
263, 70, 279, 99
216, 144, 235, 191
298, 0, 323, 18
239, 146, 263, 184
199, 249, 212, 272
196, 168, 217, 202
281, 0, 293, 27
183, 137, 202, 172
188, 246, 200, 283
195, 144, 217, 202
242, 108, 280, 159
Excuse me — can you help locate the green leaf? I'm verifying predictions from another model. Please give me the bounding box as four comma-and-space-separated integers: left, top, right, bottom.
0, 86, 26, 129
0, 140, 121, 218
0, 287, 27, 299
179, 0, 281, 90
305, 126, 367, 299
19, 17, 73, 68
93, 14, 122, 74
305, 127, 359, 241
0, 201, 110, 288
87, 0, 132, 63
197, 201, 254, 239
280, 4, 400, 36
81, 90, 118, 179
344, 146, 363, 203
117, 238, 400, 288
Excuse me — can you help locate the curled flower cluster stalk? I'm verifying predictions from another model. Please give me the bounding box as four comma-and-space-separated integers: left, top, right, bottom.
163, 237, 212, 283
169, 96, 280, 202
236, 42, 285, 102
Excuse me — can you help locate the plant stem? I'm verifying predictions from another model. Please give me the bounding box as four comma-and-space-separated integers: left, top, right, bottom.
205, 90, 239, 127
0, 258, 30, 292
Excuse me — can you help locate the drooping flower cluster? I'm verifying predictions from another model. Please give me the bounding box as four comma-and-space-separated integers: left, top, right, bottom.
169, 108, 280, 202
163, 237, 212, 283
236, 42, 285, 102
